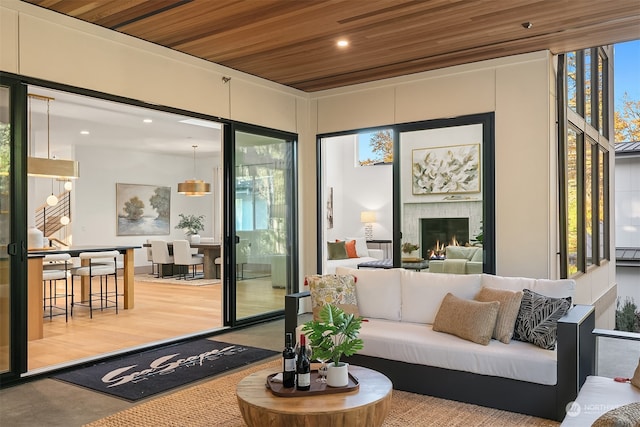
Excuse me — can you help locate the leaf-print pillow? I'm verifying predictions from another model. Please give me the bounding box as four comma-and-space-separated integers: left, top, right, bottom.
513, 289, 571, 350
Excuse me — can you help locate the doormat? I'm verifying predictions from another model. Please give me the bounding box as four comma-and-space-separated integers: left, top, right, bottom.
51, 339, 277, 401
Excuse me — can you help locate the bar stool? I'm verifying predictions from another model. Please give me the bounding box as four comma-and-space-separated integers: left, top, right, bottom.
42, 253, 71, 321
70, 250, 119, 318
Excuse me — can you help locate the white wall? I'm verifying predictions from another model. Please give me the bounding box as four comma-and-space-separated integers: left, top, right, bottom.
616, 156, 640, 247
324, 134, 393, 243
70, 145, 219, 267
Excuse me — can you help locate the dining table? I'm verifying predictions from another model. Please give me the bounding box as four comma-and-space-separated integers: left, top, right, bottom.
144, 241, 221, 279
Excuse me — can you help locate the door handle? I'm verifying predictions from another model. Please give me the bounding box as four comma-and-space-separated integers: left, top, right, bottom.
7, 242, 18, 256
234, 235, 240, 244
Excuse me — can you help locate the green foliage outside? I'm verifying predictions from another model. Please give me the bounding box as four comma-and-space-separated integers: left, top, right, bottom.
359, 130, 393, 166
615, 297, 640, 333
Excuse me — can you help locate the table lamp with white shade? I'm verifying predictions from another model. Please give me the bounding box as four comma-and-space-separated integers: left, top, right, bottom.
360, 211, 377, 241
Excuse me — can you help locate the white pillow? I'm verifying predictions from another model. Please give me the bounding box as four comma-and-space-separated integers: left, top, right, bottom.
346, 237, 369, 258
401, 270, 482, 324
481, 274, 575, 299
336, 267, 402, 321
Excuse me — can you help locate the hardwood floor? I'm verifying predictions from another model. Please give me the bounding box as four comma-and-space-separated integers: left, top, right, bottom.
28, 274, 284, 372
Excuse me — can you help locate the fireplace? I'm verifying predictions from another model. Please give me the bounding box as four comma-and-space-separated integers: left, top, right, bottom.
421, 218, 469, 259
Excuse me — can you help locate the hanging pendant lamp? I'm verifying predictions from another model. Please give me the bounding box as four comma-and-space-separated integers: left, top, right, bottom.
178, 145, 211, 196
27, 94, 80, 180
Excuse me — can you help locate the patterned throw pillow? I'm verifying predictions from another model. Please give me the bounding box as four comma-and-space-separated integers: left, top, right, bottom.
513, 289, 571, 350
306, 274, 359, 320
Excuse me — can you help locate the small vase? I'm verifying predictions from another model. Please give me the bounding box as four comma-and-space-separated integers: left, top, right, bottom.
190, 234, 201, 244
326, 362, 349, 387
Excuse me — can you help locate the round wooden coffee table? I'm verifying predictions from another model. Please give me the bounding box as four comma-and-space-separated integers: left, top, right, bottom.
236, 365, 392, 426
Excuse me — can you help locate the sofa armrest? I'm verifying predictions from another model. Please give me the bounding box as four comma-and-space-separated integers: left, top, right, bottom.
285, 291, 310, 339
367, 249, 384, 260
556, 304, 595, 420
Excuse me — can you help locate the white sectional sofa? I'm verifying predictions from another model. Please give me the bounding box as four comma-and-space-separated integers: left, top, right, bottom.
325, 237, 384, 273
285, 267, 595, 421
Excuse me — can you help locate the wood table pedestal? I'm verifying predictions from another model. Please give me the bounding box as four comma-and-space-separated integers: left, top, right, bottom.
236, 365, 392, 427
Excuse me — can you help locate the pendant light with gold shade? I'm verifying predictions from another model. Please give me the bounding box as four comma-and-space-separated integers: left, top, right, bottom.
27, 94, 80, 180
178, 145, 211, 196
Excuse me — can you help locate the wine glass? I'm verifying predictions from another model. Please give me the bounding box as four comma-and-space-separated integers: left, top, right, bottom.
314, 353, 328, 383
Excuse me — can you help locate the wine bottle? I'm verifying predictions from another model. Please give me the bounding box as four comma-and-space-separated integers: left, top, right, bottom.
282, 333, 295, 388
296, 334, 311, 391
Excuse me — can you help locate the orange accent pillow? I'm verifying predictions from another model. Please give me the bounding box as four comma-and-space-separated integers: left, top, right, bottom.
345, 240, 358, 258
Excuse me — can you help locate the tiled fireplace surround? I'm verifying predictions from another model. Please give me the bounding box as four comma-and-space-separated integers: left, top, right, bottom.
403, 201, 483, 259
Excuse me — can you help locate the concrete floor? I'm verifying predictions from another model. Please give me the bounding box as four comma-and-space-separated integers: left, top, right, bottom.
0, 318, 289, 427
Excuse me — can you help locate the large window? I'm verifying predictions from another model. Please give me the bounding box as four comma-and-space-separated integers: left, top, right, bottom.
561, 48, 611, 278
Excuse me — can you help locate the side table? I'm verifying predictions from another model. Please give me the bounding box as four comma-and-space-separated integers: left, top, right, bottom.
236, 365, 392, 427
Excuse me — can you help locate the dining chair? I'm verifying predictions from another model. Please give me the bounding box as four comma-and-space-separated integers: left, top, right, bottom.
173, 240, 204, 280
70, 250, 120, 318
42, 253, 71, 321
150, 240, 174, 278
146, 239, 158, 276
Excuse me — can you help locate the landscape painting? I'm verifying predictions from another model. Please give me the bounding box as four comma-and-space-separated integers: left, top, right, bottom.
412, 143, 481, 195
116, 183, 170, 236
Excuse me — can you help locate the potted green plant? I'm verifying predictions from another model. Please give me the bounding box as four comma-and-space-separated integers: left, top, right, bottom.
175, 214, 205, 243
301, 304, 364, 387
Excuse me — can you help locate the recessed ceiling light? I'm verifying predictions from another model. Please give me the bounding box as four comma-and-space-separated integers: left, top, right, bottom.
143, 118, 153, 123
337, 40, 349, 48
80, 130, 90, 135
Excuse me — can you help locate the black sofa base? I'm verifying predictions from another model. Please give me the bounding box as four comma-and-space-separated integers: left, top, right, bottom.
344, 354, 560, 420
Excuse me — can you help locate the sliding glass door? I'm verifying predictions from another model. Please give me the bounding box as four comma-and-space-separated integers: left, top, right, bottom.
227, 125, 296, 324
0, 76, 28, 383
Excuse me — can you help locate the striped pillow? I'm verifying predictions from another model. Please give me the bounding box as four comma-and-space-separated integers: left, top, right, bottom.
513, 289, 571, 350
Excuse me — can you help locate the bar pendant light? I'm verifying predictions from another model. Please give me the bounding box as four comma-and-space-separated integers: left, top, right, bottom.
27, 94, 80, 180
178, 145, 211, 196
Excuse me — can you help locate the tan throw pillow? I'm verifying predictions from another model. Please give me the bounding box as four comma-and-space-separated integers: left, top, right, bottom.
592, 402, 640, 427
432, 293, 500, 346
306, 274, 359, 320
631, 358, 640, 389
474, 287, 523, 344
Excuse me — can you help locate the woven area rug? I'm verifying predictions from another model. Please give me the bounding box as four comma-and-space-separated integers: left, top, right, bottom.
134, 274, 220, 286
85, 359, 560, 427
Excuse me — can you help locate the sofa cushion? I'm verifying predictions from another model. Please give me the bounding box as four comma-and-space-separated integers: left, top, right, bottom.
474, 287, 523, 343
327, 241, 348, 260
481, 274, 575, 300
432, 293, 499, 345
335, 267, 402, 321
401, 270, 482, 324
306, 274, 359, 320
346, 237, 369, 258
357, 319, 558, 385
514, 289, 571, 350
591, 403, 640, 427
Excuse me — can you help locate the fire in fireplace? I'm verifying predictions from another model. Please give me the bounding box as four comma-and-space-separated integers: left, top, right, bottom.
421, 218, 469, 259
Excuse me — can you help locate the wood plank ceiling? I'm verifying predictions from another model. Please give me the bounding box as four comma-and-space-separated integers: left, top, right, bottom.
23, 0, 640, 92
